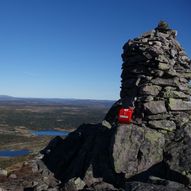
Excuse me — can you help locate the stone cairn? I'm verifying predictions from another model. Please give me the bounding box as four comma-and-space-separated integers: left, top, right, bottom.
121, 21, 191, 131
8, 22, 191, 191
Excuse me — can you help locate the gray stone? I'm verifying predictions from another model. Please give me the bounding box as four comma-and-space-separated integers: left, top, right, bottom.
149, 46, 164, 56
179, 77, 188, 83
47, 188, 59, 191
148, 120, 176, 131
65, 177, 86, 191
148, 41, 153, 45
83, 166, 103, 187
169, 98, 191, 111
144, 101, 167, 114
112, 124, 164, 179
0, 188, 7, 191
8, 173, 17, 179
0, 169, 7, 176
151, 77, 179, 87
169, 59, 176, 66
181, 55, 190, 62
158, 62, 171, 70
153, 69, 164, 77
173, 112, 190, 127
36, 184, 49, 191
147, 113, 171, 120
32, 181, 39, 187
74, 177, 86, 190
141, 31, 154, 38
155, 54, 169, 63
163, 89, 189, 99
140, 85, 162, 96
180, 72, 191, 79
170, 49, 177, 57
148, 176, 186, 189
164, 86, 177, 91
178, 60, 191, 70
178, 83, 190, 92
141, 38, 148, 43
154, 41, 162, 46
125, 181, 190, 191
31, 162, 39, 173
143, 52, 153, 59
164, 125, 191, 183
156, 32, 170, 39
166, 68, 178, 76
170, 30, 178, 37
184, 123, 191, 138
143, 95, 154, 102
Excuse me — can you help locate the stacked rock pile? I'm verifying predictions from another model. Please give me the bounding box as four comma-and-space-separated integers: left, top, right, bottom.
121, 21, 191, 131
4, 22, 191, 191
110, 22, 191, 190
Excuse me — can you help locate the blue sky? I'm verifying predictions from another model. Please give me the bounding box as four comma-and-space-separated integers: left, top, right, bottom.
0, 0, 190, 100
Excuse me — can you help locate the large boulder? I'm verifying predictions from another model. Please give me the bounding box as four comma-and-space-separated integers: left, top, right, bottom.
112, 125, 164, 178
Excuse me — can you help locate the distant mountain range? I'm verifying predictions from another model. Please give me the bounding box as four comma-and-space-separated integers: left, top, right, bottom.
0, 95, 115, 107
0, 95, 17, 100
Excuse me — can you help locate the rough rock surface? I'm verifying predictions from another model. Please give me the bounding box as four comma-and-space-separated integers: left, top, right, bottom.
125, 181, 191, 191
1, 21, 191, 191
0, 154, 60, 191
112, 125, 165, 178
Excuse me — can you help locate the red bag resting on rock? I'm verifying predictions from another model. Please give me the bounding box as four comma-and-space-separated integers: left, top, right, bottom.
118, 108, 134, 124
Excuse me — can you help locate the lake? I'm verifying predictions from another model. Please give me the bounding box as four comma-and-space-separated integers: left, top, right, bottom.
0, 130, 69, 157
31, 130, 69, 136
0, 149, 30, 157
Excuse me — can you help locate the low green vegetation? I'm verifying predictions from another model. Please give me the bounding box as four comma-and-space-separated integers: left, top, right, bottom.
0, 155, 30, 169
0, 103, 110, 168
0, 134, 30, 145
0, 105, 108, 130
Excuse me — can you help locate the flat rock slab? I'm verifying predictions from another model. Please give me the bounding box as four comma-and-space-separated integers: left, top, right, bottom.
169, 98, 191, 111
140, 85, 162, 96
163, 89, 189, 99
146, 113, 171, 120
148, 120, 176, 131
151, 78, 179, 87
144, 101, 167, 114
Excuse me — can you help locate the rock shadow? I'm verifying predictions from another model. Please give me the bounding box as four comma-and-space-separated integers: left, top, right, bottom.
127, 161, 190, 185
40, 123, 126, 188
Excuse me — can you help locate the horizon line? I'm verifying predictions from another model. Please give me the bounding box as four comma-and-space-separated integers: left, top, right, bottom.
0, 95, 116, 101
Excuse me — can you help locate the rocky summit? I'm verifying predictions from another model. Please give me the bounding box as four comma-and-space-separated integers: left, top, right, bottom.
1, 21, 191, 191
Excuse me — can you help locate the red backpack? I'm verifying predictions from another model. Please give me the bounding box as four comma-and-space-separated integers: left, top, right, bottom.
118, 108, 134, 124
